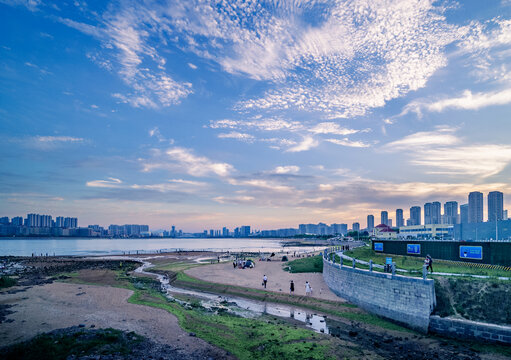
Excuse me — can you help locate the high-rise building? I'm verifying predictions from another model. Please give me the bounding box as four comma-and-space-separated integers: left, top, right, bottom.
460, 204, 469, 224
468, 191, 483, 223
424, 202, 441, 224
366, 215, 374, 231
444, 201, 458, 225
396, 209, 404, 227
488, 191, 504, 222
222, 227, 229, 237
410, 206, 421, 226
240, 226, 251, 237
352, 222, 360, 232
0, 217, 9, 225
388, 219, 393, 227
11, 216, 23, 226
504, 210, 509, 220
381, 211, 388, 226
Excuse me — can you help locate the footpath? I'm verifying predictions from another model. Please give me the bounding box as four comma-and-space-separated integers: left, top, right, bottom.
336, 251, 511, 280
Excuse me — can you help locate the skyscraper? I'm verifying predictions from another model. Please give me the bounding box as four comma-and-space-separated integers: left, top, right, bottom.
460, 204, 469, 224
396, 209, 404, 227
410, 206, 421, 225
367, 215, 374, 231
352, 222, 360, 232
424, 202, 441, 224
488, 191, 504, 222
468, 191, 483, 223
381, 211, 388, 226
444, 201, 458, 225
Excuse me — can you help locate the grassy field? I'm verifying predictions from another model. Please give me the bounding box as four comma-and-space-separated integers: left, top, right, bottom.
344, 246, 511, 277
283, 255, 323, 273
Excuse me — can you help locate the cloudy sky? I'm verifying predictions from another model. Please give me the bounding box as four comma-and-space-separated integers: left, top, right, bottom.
2, 0, 511, 231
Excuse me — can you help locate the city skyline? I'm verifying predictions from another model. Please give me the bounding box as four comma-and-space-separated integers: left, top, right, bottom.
2, 1, 511, 230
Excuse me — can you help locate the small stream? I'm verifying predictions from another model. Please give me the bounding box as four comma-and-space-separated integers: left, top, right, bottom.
133, 258, 344, 336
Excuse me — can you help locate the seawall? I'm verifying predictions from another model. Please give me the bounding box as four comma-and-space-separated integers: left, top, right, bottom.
322, 251, 436, 332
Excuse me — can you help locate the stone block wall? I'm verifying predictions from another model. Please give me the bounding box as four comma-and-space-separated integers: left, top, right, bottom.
322, 252, 436, 332
429, 316, 511, 344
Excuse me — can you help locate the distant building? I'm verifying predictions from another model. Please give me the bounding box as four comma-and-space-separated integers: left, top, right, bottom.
11, 217, 23, 226
381, 211, 388, 226
240, 226, 251, 237
222, 227, 229, 237
488, 191, 504, 222
395, 209, 404, 228
0, 217, 9, 225
410, 206, 421, 226
443, 201, 458, 225
366, 215, 374, 231
352, 222, 360, 232
460, 204, 469, 224
468, 191, 483, 223
373, 224, 397, 239
424, 201, 441, 224
398, 224, 453, 240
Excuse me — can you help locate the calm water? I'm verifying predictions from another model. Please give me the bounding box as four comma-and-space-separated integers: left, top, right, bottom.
0, 237, 322, 256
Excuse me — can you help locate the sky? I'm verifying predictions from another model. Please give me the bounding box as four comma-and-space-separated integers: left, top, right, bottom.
2, 0, 511, 231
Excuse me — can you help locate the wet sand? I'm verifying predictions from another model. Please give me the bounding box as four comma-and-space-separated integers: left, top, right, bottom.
0, 282, 231, 359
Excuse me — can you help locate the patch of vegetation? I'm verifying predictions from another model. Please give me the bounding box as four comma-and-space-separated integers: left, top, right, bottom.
174, 271, 412, 333
127, 279, 339, 360
344, 246, 511, 277
0, 276, 17, 289
2, 328, 143, 360
284, 255, 323, 273
434, 277, 511, 325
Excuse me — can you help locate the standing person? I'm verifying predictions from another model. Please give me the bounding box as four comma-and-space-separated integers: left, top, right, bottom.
262, 274, 268, 288
289, 280, 295, 294
305, 281, 312, 296
426, 255, 434, 273
233, 260, 236, 269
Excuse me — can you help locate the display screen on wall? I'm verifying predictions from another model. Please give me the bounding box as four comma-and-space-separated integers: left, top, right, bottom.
407, 244, 421, 255
459, 246, 483, 260
374, 242, 383, 251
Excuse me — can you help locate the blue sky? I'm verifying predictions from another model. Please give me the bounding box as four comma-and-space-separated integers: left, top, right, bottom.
2, 0, 511, 231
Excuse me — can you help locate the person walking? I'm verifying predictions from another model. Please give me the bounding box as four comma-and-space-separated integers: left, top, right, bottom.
426, 254, 434, 273
305, 281, 312, 296
289, 280, 295, 294
262, 274, 268, 288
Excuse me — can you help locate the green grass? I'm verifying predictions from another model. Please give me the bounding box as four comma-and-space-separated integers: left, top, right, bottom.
284, 255, 323, 273
0, 276, 17, 289
2, 328, 143, 360
127, 279, 338, 360
344, 246, 511, 277
174, 270, 412, 333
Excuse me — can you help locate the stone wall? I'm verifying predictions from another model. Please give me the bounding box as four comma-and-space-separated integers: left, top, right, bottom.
429, 316, 511, 344
322, 251, 436, 332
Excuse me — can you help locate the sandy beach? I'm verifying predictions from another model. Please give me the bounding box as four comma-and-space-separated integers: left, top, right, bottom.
0, 281, 231, 359
186, 257, 345, 302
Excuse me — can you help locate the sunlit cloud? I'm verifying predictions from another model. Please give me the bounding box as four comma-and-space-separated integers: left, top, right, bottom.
285, 136, 318, 153
86, 177, 123, 188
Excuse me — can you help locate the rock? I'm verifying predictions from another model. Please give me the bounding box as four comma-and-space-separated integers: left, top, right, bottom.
348, 331, 358, 337
189, 332, 196, 337
78, 324, 85, 328
90, 324, 95, 328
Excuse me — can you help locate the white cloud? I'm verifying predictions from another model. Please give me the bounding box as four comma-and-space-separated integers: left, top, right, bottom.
383, 126, 459, 150
188, 63, 198, 69
404, 88, 511, 115
159, 147, 235, 177
325, 138, 371, 148
273, 166, 300, 174
308, 122, 361, 136
213, 195, 254, 204
86, 177, 123, 188
383, 127, 511, 178
285, 136, 319, 153
217, 132, 255, 143
35, 136, 84, 143
1, 0, 41, 11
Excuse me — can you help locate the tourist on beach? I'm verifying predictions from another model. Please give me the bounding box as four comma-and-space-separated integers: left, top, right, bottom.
289, 280, 294, 294
305, 281, 312, 296
233, 260, 236, 269
262, 274, 268, 288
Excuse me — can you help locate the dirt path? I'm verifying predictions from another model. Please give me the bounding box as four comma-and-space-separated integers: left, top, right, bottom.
0, 282, 231, 359
186, 259, 344, 302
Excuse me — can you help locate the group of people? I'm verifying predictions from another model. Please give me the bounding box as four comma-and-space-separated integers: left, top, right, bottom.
262, 275, 313, 296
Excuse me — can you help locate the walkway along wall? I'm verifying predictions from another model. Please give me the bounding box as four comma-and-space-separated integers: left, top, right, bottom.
322, 250, 436, 332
